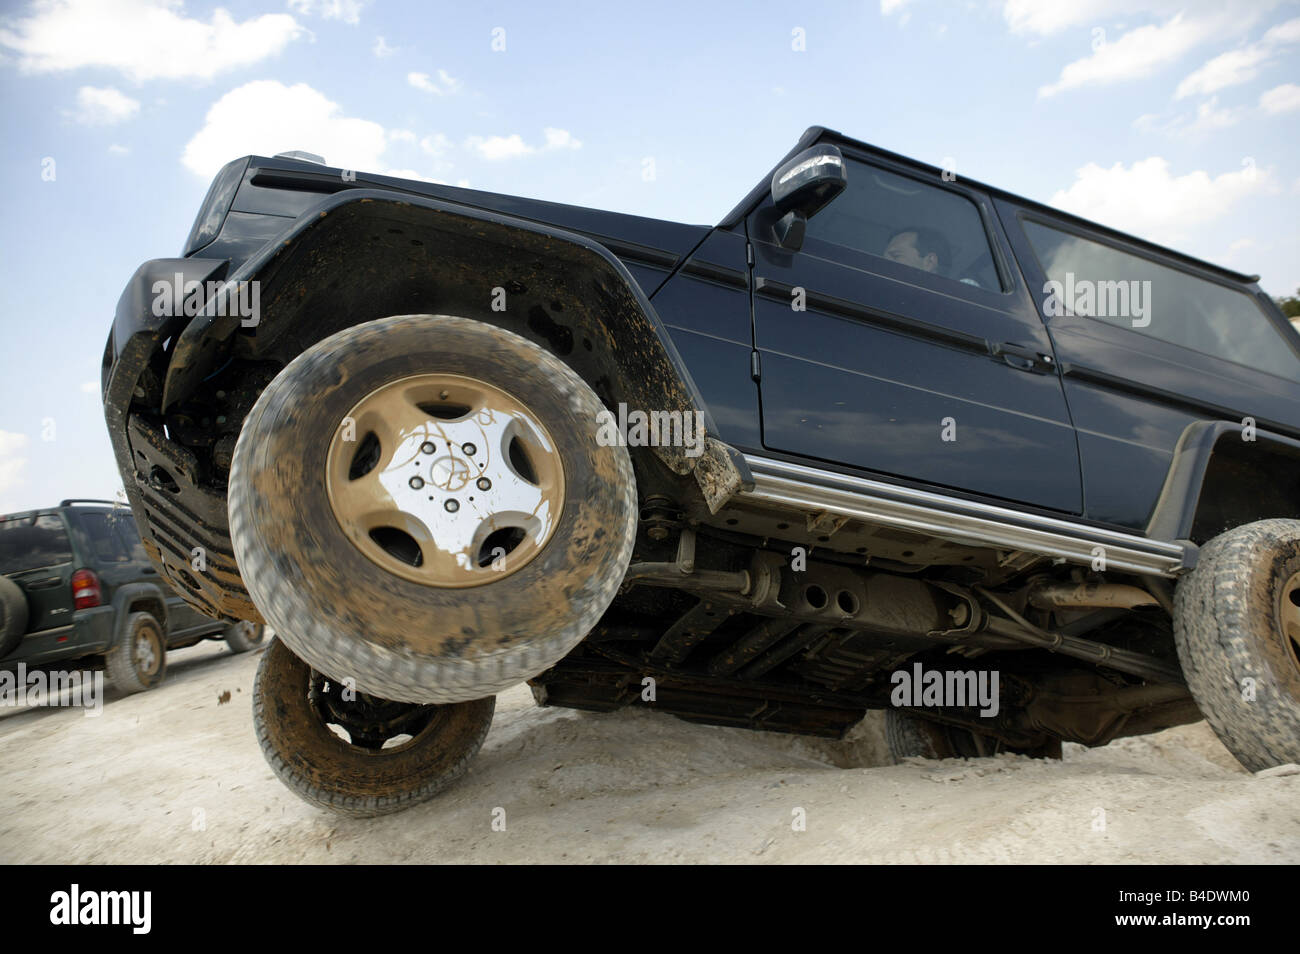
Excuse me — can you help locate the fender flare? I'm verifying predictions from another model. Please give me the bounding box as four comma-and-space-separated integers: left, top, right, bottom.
1147, 419, 1300, 543
110, 583, 169, 639
159, 190, 745, 500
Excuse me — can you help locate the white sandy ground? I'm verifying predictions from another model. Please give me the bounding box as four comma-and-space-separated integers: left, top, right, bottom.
1, 639, 1297, 864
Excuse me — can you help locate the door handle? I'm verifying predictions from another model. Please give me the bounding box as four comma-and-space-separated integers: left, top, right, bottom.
25, 577, 61, 589
992, 342, 1055, 374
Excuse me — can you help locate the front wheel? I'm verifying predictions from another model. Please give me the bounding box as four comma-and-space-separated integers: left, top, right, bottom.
229, 315, 637, 704
1174, 518, 1300, 772
254, 638, 494, 817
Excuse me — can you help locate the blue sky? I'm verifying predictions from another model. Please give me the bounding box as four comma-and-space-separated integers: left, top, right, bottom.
1, 0, 1298, 514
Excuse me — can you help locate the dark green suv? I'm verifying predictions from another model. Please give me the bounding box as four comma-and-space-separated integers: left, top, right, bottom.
0, 500, 263, 693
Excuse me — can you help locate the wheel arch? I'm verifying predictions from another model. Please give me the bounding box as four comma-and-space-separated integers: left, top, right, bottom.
1148, 420, 1300, 545
162, 190, 745, 502
111, 584, 168, 637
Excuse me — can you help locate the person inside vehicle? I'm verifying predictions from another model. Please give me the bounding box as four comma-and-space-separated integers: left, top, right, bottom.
884, 226, 982, 287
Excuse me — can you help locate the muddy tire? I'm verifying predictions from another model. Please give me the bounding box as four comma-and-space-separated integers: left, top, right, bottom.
229, 314, 637, 704
105, 611, 167, 694
224, 621, 265, 654
254, 637, 494, 817
884, 709, 1062, 761
0, 575, 28, 658
1173, 518, 1300, 772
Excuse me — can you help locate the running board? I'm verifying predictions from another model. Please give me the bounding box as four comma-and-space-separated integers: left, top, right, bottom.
740, 455, 1192, 578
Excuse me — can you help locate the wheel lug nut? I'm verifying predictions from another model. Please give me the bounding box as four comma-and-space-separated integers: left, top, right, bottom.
462, 443, 476, 456
421, 441, 436, 455
409, 476, 424, 490
476, 477, 491, 491
444, 499, 459, 512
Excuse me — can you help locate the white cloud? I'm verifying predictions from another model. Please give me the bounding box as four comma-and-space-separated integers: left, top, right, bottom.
388, 128, 416, 144
0, 0, 302, 82
1049, 156, 1272, 244
1003, 0, 1133, 35
1175, 45, 1271, 98
382, 168, 441, 183
80, 380, 99, 393
542, 127, 582, 150
463, 129, 583, 161
419, 133, 451, 156
182, 81, 387, 178
1003, 0, 1271, 37
466, 133, 533, 161
408, 70, 462, 96
0, 431, 30, 498
880, 0, 914, 15
288, 0, 366, 25
1038, 13, 1218, 98
1175, 17, 1300, 98
1260, 82, 1300, 113
108, 143, 130, 155
70, 86, 139, 125
372, 35, 395, 57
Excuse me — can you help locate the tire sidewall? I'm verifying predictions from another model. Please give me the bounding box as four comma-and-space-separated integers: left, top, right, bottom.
231, 315, 636, 701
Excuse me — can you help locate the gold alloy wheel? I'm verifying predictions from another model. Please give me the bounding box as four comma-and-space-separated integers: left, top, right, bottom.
1280, 569, 1300, 677
135, 623, 161, 676
325, 372, 565, 588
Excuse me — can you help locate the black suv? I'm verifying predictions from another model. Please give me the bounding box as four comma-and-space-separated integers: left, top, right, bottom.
0, 500, 264, 693
101, 126, 1300, 815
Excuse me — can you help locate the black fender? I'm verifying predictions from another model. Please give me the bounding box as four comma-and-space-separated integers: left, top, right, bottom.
159, 190, 739, 492
110, 583, 170, 638
1147, 419, 1300, 544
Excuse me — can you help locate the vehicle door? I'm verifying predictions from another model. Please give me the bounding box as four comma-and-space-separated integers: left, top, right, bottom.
749, 146, 1082, 513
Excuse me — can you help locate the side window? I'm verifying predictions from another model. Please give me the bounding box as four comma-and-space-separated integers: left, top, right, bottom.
0, 513, 73, 573
1023, 220, 1300, 381
75, 511, 131, 564
111, 512, 149, 562
803, 159, 1004, 291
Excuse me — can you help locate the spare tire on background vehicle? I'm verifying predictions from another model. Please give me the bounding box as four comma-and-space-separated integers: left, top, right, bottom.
0, 575, 29, 659
229, 314, 637, 705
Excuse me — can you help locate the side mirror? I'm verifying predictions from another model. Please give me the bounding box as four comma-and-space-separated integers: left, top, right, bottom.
768, 144, 847, 249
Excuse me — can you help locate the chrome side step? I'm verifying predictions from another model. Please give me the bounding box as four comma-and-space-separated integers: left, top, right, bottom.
740, 455, 1191, 578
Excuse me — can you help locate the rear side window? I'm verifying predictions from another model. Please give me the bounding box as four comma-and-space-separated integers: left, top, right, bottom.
74, 510, 133, 564
1023, 219, 1300, 380
804, 159, 1005, 291
0, 513, 73, 573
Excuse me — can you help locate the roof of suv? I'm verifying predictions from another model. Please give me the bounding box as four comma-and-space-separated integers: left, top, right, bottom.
723, 125, 1261, 290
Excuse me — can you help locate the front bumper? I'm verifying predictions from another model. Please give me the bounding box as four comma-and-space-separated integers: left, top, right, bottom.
102, 258, 258, 621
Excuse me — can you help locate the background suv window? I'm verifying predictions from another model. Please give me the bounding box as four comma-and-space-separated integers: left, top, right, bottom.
75, 510, 132, 564
1023, 219, 1300, 381
0, 513, 72, 573
804, 159, 1004, 290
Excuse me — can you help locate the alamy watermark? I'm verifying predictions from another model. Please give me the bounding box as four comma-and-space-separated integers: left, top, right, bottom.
1042, 272, 1151, 328
890, 662, 1000, 717
151, 274, 261, 327
595, 403, 706, 458
0, 664, 103, 716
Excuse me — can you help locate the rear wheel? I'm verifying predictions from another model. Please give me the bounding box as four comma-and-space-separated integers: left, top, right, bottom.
105, 611, 167, 694
1174, 518, 1300, 772
253, 638, 494, 817
229, 314, 637, 704
224, 620, 265, 654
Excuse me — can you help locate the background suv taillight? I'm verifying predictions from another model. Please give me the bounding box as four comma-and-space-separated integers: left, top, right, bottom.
71, 568, 101, 609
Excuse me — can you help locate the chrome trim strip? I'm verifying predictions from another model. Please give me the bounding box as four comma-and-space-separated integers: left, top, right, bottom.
740, 455, 1190, 577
